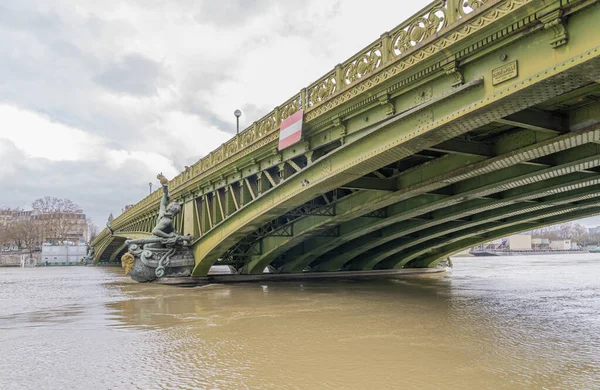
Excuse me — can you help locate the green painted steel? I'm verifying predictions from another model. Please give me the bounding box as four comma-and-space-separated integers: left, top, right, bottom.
92, 0, 600, 277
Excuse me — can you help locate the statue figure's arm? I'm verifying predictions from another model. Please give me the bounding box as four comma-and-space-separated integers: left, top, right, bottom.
158, 184, 169, 219
157, 173, 169, 219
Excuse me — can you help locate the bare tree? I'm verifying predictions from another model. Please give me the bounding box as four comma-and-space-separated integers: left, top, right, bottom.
6, 222, 23, 250
31, 197, 84, 244
0, 224, 9, 250
528, 222, 589, 245
588, 230, 600, 246
87, 217, 98, 243
13, 220, 42, 256
32, 197, 82, 214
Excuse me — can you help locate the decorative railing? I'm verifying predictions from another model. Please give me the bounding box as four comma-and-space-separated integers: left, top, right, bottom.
98, 0, 499, 241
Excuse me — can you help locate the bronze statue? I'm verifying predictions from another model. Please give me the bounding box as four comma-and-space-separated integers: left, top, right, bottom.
144, 173, 190, 248
81, 246, 95, 265
121, 174, 194, 282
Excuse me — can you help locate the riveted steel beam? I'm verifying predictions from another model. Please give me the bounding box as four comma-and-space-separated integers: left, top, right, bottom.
427, 139, 494, 157
350, 184, 600, 270
281, 139, 600, 273
240, 189, 390, 274
496, 108, 568, 134
404, 207, 600, 269
108, 241, 128, 263
314, 172, 600, 271
375, 199, 600, 270
340, 177, 396, 191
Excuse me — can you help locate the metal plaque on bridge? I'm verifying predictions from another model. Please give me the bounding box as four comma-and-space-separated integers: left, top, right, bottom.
492, 60, 518, 86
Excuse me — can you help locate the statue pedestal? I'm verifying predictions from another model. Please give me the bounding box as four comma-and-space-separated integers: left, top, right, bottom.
122, 242, 195, 283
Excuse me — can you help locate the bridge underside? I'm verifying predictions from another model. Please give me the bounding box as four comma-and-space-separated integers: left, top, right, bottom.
184, 1, 600, 277
93, 0, 600, 278
216, 84, 600, 275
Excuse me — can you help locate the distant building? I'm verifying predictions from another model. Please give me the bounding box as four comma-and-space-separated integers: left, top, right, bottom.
550, 239, 572, 250
0, 208, 88, 244
32, 211, 88, 244
532, 238, 551, 249
0, 208, 32, 227
41, 245, 87, 266
507, 234, 531, 250
475, 234, 532, 250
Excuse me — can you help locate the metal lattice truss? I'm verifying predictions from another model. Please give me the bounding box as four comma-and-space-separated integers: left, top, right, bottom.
218, 190, 351, 265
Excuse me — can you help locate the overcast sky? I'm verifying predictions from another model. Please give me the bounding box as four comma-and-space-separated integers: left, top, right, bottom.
1, 0, 599, 230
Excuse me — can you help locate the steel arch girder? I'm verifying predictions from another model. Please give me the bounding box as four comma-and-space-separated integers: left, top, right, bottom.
93, 235, 115, 263
323, 173, 600, 272
380, 201, 600, 269
108, 242, 128, 263
277, 194, 448, 273
196, 152, 485, 276
254, 154, 493, 274
242, 214, 388, 275
285, 143, 600, 273
240, 188, 397, 274
404, 207, 600, 269
353, 186, 600, 270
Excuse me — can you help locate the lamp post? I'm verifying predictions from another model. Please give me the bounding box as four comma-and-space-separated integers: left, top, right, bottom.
149, 182, 152, 194
234, 109, 242, 134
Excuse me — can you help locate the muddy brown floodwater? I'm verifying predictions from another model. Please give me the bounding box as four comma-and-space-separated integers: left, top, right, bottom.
1, 254, 599, 389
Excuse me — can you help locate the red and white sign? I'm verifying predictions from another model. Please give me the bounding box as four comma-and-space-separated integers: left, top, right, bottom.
278, 109, 303, 150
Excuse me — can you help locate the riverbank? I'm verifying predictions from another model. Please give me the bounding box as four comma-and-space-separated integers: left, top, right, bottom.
0, 251, 40, 267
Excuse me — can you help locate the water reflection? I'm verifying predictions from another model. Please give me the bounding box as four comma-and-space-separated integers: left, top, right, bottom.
1, 256, 599, 389
107, 277, 453, 331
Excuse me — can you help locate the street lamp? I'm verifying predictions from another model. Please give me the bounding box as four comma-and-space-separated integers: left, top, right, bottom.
234, 109, 242, 134
149, 182, 152, 194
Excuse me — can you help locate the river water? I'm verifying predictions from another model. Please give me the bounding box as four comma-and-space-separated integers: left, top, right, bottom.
1, 255, 599, 390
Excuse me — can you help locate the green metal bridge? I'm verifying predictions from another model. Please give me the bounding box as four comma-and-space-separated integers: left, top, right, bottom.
92, 0, 600, 278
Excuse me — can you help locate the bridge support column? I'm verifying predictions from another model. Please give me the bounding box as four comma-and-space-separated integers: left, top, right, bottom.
239, 181, 250, 208
257, 172, 271, 195
305, 149, 324, 165
210, 191, 221, 225
223, 186, 236, 217
182, 200, 197, 237
278, 162, 294, 181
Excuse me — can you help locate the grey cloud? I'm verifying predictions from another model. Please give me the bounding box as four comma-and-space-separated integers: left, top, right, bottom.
193, 0, 275, 26
49, 40, 84, 60
94, 54, 170, 96
0, 11, 137, 143
182, 104, 236, 135
0, 139, 159, 229
192, 0, 329, 39
0, 4, 63, 37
